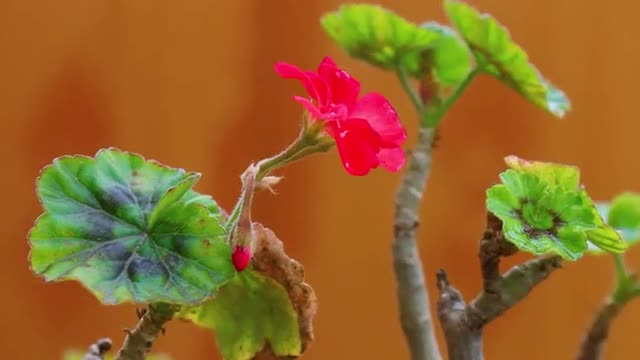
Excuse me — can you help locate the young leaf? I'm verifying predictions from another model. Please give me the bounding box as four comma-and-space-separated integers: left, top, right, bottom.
29, 148, 235, 305
486, 157, 625, 261
178, 224, 317, 360
444, 0, 570, 117
419, 22, 472, 88
321, 4, 436, 75
589, 194, 640, 254
504, 155, 579, 190
321, 4, 471, 87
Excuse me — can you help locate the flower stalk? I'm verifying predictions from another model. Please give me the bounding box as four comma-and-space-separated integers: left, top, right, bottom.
230, 165, 257, 272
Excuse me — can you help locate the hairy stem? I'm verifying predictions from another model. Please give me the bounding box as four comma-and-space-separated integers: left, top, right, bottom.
397, 66, 425, 117
225, 121, 332, 232
576, 298, 622, 360
115, 303, 178, 360
393, 127, 441, 360
424, 69, 479, 127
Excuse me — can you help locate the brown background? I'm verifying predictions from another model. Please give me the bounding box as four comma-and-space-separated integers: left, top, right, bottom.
2, 0, 638, 359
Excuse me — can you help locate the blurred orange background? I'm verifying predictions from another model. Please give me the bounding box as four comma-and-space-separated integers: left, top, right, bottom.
2, 0, 639, 359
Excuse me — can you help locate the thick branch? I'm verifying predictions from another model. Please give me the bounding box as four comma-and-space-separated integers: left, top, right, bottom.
478, 213, 517, 293
576, 298, 622, 360
437, 215, 562, 360
393, 127, 441, 360
436, 270, 483, 360
115, 303, 178, 360
470, 255, 562, 325
83, 338, 112, 360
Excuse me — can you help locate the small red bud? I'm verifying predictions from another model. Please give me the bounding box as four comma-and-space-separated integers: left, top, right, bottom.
231, 245, 251, 272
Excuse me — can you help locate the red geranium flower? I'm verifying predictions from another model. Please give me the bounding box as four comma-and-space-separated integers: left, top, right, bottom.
275, 56, 407, 176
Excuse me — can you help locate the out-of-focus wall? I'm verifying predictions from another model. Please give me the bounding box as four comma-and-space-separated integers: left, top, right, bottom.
2, 0, 639, 359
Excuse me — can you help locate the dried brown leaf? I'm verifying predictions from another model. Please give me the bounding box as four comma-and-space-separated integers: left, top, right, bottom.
251, 223, 318, 357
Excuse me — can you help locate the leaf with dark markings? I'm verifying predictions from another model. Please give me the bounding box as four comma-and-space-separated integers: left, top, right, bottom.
487, 156, 625, 261
178, 224, 317, 360
29, 148, 235, 305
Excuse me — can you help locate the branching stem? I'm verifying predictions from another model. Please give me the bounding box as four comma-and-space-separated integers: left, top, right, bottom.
437, 215, 562, 360
393, 127, 441, 360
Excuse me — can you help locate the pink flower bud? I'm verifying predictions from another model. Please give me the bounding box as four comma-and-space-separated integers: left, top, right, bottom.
231, 245, 251, 272
229, 166, 256, 272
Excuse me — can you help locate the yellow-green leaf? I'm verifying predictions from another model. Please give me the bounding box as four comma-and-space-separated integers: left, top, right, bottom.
179, 270, 301, 360
322, 4, 472, 86
444, 0, 570, 117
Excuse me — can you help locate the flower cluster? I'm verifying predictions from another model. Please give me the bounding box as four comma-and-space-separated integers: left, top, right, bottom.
231, 57, 408, 272
275, 56, 407, 176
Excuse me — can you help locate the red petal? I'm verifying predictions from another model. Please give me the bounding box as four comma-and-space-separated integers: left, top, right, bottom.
349, 93, 406, 147
293, 96, 325, 119
378, 147, 406, 172
318, 56, 338, 69
326, 118, 383, 176
294, 96, 349, 121
317, 56, 360, 108
274, 62, 329, 107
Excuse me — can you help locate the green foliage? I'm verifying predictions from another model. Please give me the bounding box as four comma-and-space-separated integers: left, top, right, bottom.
178, 270, 301, 360
420, 22, 473, 89
504, 155, 579, 190
29, 148, 235, 305
322, 1, 571, 122
486, 156, 625, 260
321, 4, 471, 88
590, 193, 640, 254
608, 193, 640, 232
444, 0, 570, 117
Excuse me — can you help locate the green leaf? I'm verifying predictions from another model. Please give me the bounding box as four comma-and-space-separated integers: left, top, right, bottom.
178, 270, 301, 360
444, 0, 570, 117
486, 184, 519, 218
609, 193, 640, 230
321, 4, 436, 75
486, 157, 625, 260
586, 226, 628, 253
29, 148, 235, 305
582, 192, 627, 253
588, 194, 640, 254
505, 155, 580, 190
500, 218, 585, 261
499, 170, 548, 202
321, 4, 472, 85
419, 22, 472, 88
